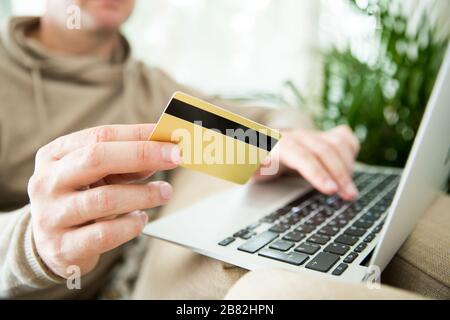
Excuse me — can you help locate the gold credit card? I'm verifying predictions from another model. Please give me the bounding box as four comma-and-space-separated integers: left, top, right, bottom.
149, 92, 281, 184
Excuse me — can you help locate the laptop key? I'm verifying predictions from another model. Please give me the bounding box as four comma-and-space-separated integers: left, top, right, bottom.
241, 232, 256, 240
324, 243, 350, 256
313, 215, 327, 224
296, 224, 316, 234
272, 207, 291, 218
238, 231, 278, 253
305, 252, 340, 272
330, 218, 350, 228
343, 252, 358, 263
218, 237, 235, 246
304, 218, 324, 226
290, 206, 302, 214
340, 210, 357, 220
332, 263, 348, 276
353, 218, 374, 229
261, 215, 278, 223
362, 211, 382, 221
259, 248, 309, 266
321, 208, 334, 217
269, 223, 290, 233
309, 202, 320, 210
269, 240, 295, 251
283, 231, 305, 242
307, 234, 330, 245
233, 229, 251, 238
344, 226, 367, 237
280, 215, 301, 226
294, 242, 320, 255
370, 207, 385, 215
319, 226, 340, 237
295, 242, 320, 255
348, 203, 363, 212
373, 224, 384, 233
363, 233, 376, 243
335, 234, 359, 246
354, 242, 368, 253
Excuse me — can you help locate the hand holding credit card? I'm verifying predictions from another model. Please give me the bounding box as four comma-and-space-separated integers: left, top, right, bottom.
149, 92, 281, 184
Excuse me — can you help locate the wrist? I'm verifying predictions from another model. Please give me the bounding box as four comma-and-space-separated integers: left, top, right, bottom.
24, 221, 65, 286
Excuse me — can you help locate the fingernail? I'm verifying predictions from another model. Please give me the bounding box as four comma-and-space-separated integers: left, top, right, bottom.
138, 211, 149, 225
161, 144, 181, 164
346, 183, 359, 197
159, 182, 173, 200
324, 180, 338, 192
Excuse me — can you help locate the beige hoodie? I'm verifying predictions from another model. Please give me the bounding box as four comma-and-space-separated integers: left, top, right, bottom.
0, 17, 313, 298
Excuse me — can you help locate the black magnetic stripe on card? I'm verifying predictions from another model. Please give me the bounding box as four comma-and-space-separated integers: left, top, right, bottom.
165, 98, 278, 151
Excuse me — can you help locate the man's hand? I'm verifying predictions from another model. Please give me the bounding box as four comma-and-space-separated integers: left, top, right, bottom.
28, 124, 180, 279
254, 125, 360, 201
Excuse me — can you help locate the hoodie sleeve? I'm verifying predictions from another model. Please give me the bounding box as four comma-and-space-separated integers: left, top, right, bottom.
145, 67, 316, 131
0, 205, 64, 298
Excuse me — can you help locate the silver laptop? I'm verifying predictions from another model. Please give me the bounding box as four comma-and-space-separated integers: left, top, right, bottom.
143, 44, 450, 283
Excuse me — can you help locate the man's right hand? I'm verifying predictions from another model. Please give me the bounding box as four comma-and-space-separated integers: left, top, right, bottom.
27, 124, 180, 279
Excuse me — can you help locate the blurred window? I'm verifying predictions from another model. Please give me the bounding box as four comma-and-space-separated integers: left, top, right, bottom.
1, 0, 321, 96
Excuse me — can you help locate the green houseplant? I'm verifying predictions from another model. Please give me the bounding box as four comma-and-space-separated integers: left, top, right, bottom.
228, 0, 448, 168
318, 0, 448, 167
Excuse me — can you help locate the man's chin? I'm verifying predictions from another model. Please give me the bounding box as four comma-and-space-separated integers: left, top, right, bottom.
82, 13, 128, 31
83, 22, 123, 33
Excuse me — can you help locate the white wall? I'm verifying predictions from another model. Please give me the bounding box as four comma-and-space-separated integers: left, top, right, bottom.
10, 0, 45, 15
6, 0, 448, 99
124, 0, 321, 97
5, 0, 322, 98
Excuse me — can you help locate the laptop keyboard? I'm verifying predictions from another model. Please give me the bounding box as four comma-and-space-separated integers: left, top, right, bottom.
218, 170, 400, 276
